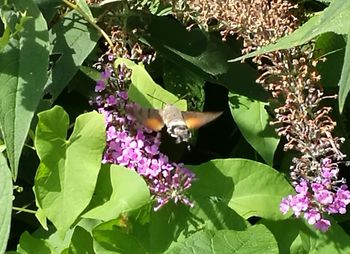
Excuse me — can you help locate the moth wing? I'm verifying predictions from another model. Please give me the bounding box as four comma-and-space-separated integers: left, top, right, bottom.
182, 111, 223, 129
130, 107, 165, 131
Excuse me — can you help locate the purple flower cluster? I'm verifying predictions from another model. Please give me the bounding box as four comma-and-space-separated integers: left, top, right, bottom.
92, 66, 195, 211
280, 158, 350, 232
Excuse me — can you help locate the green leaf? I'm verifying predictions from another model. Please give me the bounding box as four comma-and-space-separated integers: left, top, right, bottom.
230, 0, 350, 111
0, 0, 49, 179
92, 218, 147, 254
34, 106, 106, 233
337, 33, 350, 112
129, 14, 268, 101
45, 10, 100, 100
68, 226, 94, 254
229, 93, 280, 165
149, 200, 248, 253
35, 207, 48, 231
17, 232, 53, 254
33, 0, 62, 23
188, 159, 294, 220
300, 220, 350, 254
0, 18, 11, 51
231, 1, 350, 61
315, 33, 345, 88
261, 219, 306, 254
0, 152, 12, 254
167, 225, 278, 254
163, 59, 205, 111
82, 165, 150, 221
114, 58, 187, 110
76, 0, 94, 21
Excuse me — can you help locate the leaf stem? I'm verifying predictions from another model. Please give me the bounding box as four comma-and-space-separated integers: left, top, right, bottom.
62, 0, 114, 49
13, 206, 37, 214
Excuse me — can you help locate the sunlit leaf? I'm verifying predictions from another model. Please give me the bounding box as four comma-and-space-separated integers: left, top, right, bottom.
82, 165, 150, 221
0, 152, 12, 254
34, 106, 106, 233
45, 11, 99, 100
114, 58, 187, 110
188, 159, 294, 220
0, 0, 49, 179
166, 225, 278, 254
17, 232, 53, 254
230, 0, 350, 111
229, 93, 280, 165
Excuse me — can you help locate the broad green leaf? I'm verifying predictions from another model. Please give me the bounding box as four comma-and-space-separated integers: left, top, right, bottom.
92, 196, 247, 253
31, 219, 100, 253
17, 232, 53, 254
149, 200, 248, 253
229, 93, 280, 165
230, 0, 350, 111
300, 220, 350, 254
166, 225, 278, 254
82, 165, 150, 221
33, 0, 62, 23
0, 152, 12, 254
163, 59, 205, 111
34, 106, 106, 233
231, 1, 350, 61
0, 0, 49, 179
68, 226, 94, 254
261, 219, 306, 254
188, 159, 294, 220
114, 58, 187, 110
315, 33, 345, 88
35, 207, 48, 231
45, 10, 100, 100
337, 33, 350, 112
128, 14, 268, 101
92, 218, 147, 254
76, 0, 94, 21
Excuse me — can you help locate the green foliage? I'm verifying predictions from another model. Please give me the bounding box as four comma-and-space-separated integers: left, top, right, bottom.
229, 94, 280, 165
232, 0, 350, 112
0, 153, 12, 254
82, 165, 151, 221
0, 0, 49, 179
167, 225, 279, 254
188, 159, 294, 220
45, 10, 100, 101
115, 58, 187, 110
1, 0, 350, 253
34, 106, 106, 233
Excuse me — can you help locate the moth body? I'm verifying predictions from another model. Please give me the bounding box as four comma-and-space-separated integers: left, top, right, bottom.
160, 105, 191, 143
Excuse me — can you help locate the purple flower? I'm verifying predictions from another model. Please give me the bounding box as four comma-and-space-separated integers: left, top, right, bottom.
314, 189, 333, 205
304, 208, 321, 225
280, 158, 350, 232
91, 67, 195, 211
296, 180, 308, 195
315, 219, 331, 232
95, 80, 106, 92
101, 69, 112, 79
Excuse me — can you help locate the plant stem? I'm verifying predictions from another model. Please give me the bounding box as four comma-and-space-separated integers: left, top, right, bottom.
63, 0, 114, 49
13, 207, 37, 214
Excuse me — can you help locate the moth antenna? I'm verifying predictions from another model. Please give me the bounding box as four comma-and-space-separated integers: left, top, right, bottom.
171, 92, 190, 105
146, 93, 166, 108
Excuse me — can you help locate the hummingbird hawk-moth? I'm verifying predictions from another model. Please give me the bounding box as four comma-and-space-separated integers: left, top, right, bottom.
130, 104, 223, 143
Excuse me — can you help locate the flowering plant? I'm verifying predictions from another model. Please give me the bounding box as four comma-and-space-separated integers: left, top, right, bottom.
1, 0, 350, 253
